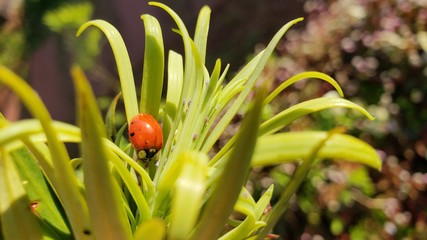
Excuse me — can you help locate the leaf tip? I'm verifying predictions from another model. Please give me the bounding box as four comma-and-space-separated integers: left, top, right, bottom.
76, 20, 94, 37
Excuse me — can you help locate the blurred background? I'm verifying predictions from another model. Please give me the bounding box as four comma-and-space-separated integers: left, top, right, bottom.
1, 0, 427, 239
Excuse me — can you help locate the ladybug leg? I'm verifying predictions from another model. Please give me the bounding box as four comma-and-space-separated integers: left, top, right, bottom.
146, 149, 158, 159
137, 149, 147, 159
136, 149, 159, 168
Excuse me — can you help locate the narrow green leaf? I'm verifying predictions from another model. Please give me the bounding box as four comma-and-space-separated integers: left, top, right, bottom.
155, 50, 183, 184
149, 1, 196, 116
133, 218, 166, 240
252, 131, 382, 170
0, 116, 153, 222
140, 14, 164, 118
193, 6, 211, 64
0, 120, 80, 152
0, 149, 43, 240
201, 59, 221, 111
11, 147, 70, 238
0, 64, 91, 239
254, 184, 274, 221
170, 42, 204, 154
219, 188, 257, 240
192, 87, 266, 240
169, 151, 209, 239
102, 140, 151, 223
259, 97, 375, 136
194, 60, 228, 151
105, 92, 122, 141
264, 71, 344, 105
150, 0, 202, 184
202, 18, 304, 153
157, 45, 205, 187
77, 20, 138, 122
72, 65, 132, 239
211, 97, 375, 167
149, 4, 209, 175
200, 51, 263, 152
256, 129, 341, 239
152, 150, 187, 218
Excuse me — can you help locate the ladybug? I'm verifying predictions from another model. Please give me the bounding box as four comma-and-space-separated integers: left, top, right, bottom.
128, 113, 163, 159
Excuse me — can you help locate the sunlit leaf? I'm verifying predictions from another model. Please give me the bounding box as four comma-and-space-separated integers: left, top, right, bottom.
133, 218, 166, 240
72, 65, 132, 239
264, 71, 344, 104
0, 119, 80, 152
252, 131, 381, 170
169, 151, 209, 239
192, 87, 266, 240
11, 148, 70, 239
159, 51, 183, 176
105, 92, 122, 141
201, 17, 304, 153
219, 188, 257, 240
0, 64, 91, 239
259, 97, 375, 136
256, 128, 342, 239
193, 6, 211, 64
140, 14, 164, 118
254, 184, 274, 221
210, 97, 375, 168
77, 20, 138, 122
0, 149, 43, 240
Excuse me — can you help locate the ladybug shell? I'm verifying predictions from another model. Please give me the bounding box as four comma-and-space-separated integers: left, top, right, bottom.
128, 113, 163, 158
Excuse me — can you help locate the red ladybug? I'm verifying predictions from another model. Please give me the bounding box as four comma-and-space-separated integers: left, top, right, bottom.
128, 113, 163, 159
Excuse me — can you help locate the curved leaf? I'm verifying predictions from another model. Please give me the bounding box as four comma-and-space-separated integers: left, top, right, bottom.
0, 117, 153, 219
0, 149, 43, 240
103, 140, 153, 215
0, 65, 91, 239
0, 120, 80, 152
77, 20, 138, 122
219, 188, 257, 240
140, 14, 164, 118
169, 151, 209, 239
161, 50, 183, 155
193, 6, 211, 64
72, 65, 132, 239
200, 17, 304, 153
133, 218, 166, 240
105, 92, 122, 141
256, 129, 340, 239
252, 131, 382, 170
259, 97, 375, 136
11, 148, 70, 238
210, 97, 374, 167
264, 71, 344, 104
192, 86, 266, 240
150, 2, 206, 185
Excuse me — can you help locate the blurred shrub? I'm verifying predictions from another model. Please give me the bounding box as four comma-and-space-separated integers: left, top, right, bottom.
256, 0, 427, 238
43, 2, 101, 69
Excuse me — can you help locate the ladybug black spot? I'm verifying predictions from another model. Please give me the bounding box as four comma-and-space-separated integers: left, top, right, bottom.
130, 132, 135, 137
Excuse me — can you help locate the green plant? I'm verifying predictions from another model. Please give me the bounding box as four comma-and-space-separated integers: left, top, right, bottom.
42, 2, 101, 70
263, 0, 427, 238
0, 2, 381, 239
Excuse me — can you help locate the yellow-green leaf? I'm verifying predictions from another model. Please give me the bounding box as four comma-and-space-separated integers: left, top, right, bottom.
77, 20, 138, 122
169, 151, 209, 239
140, 14, 164, 118
72, 65, 132, 239
252, 131, 382, 170
0, 149, 43, 240
133, 218, 166, 240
